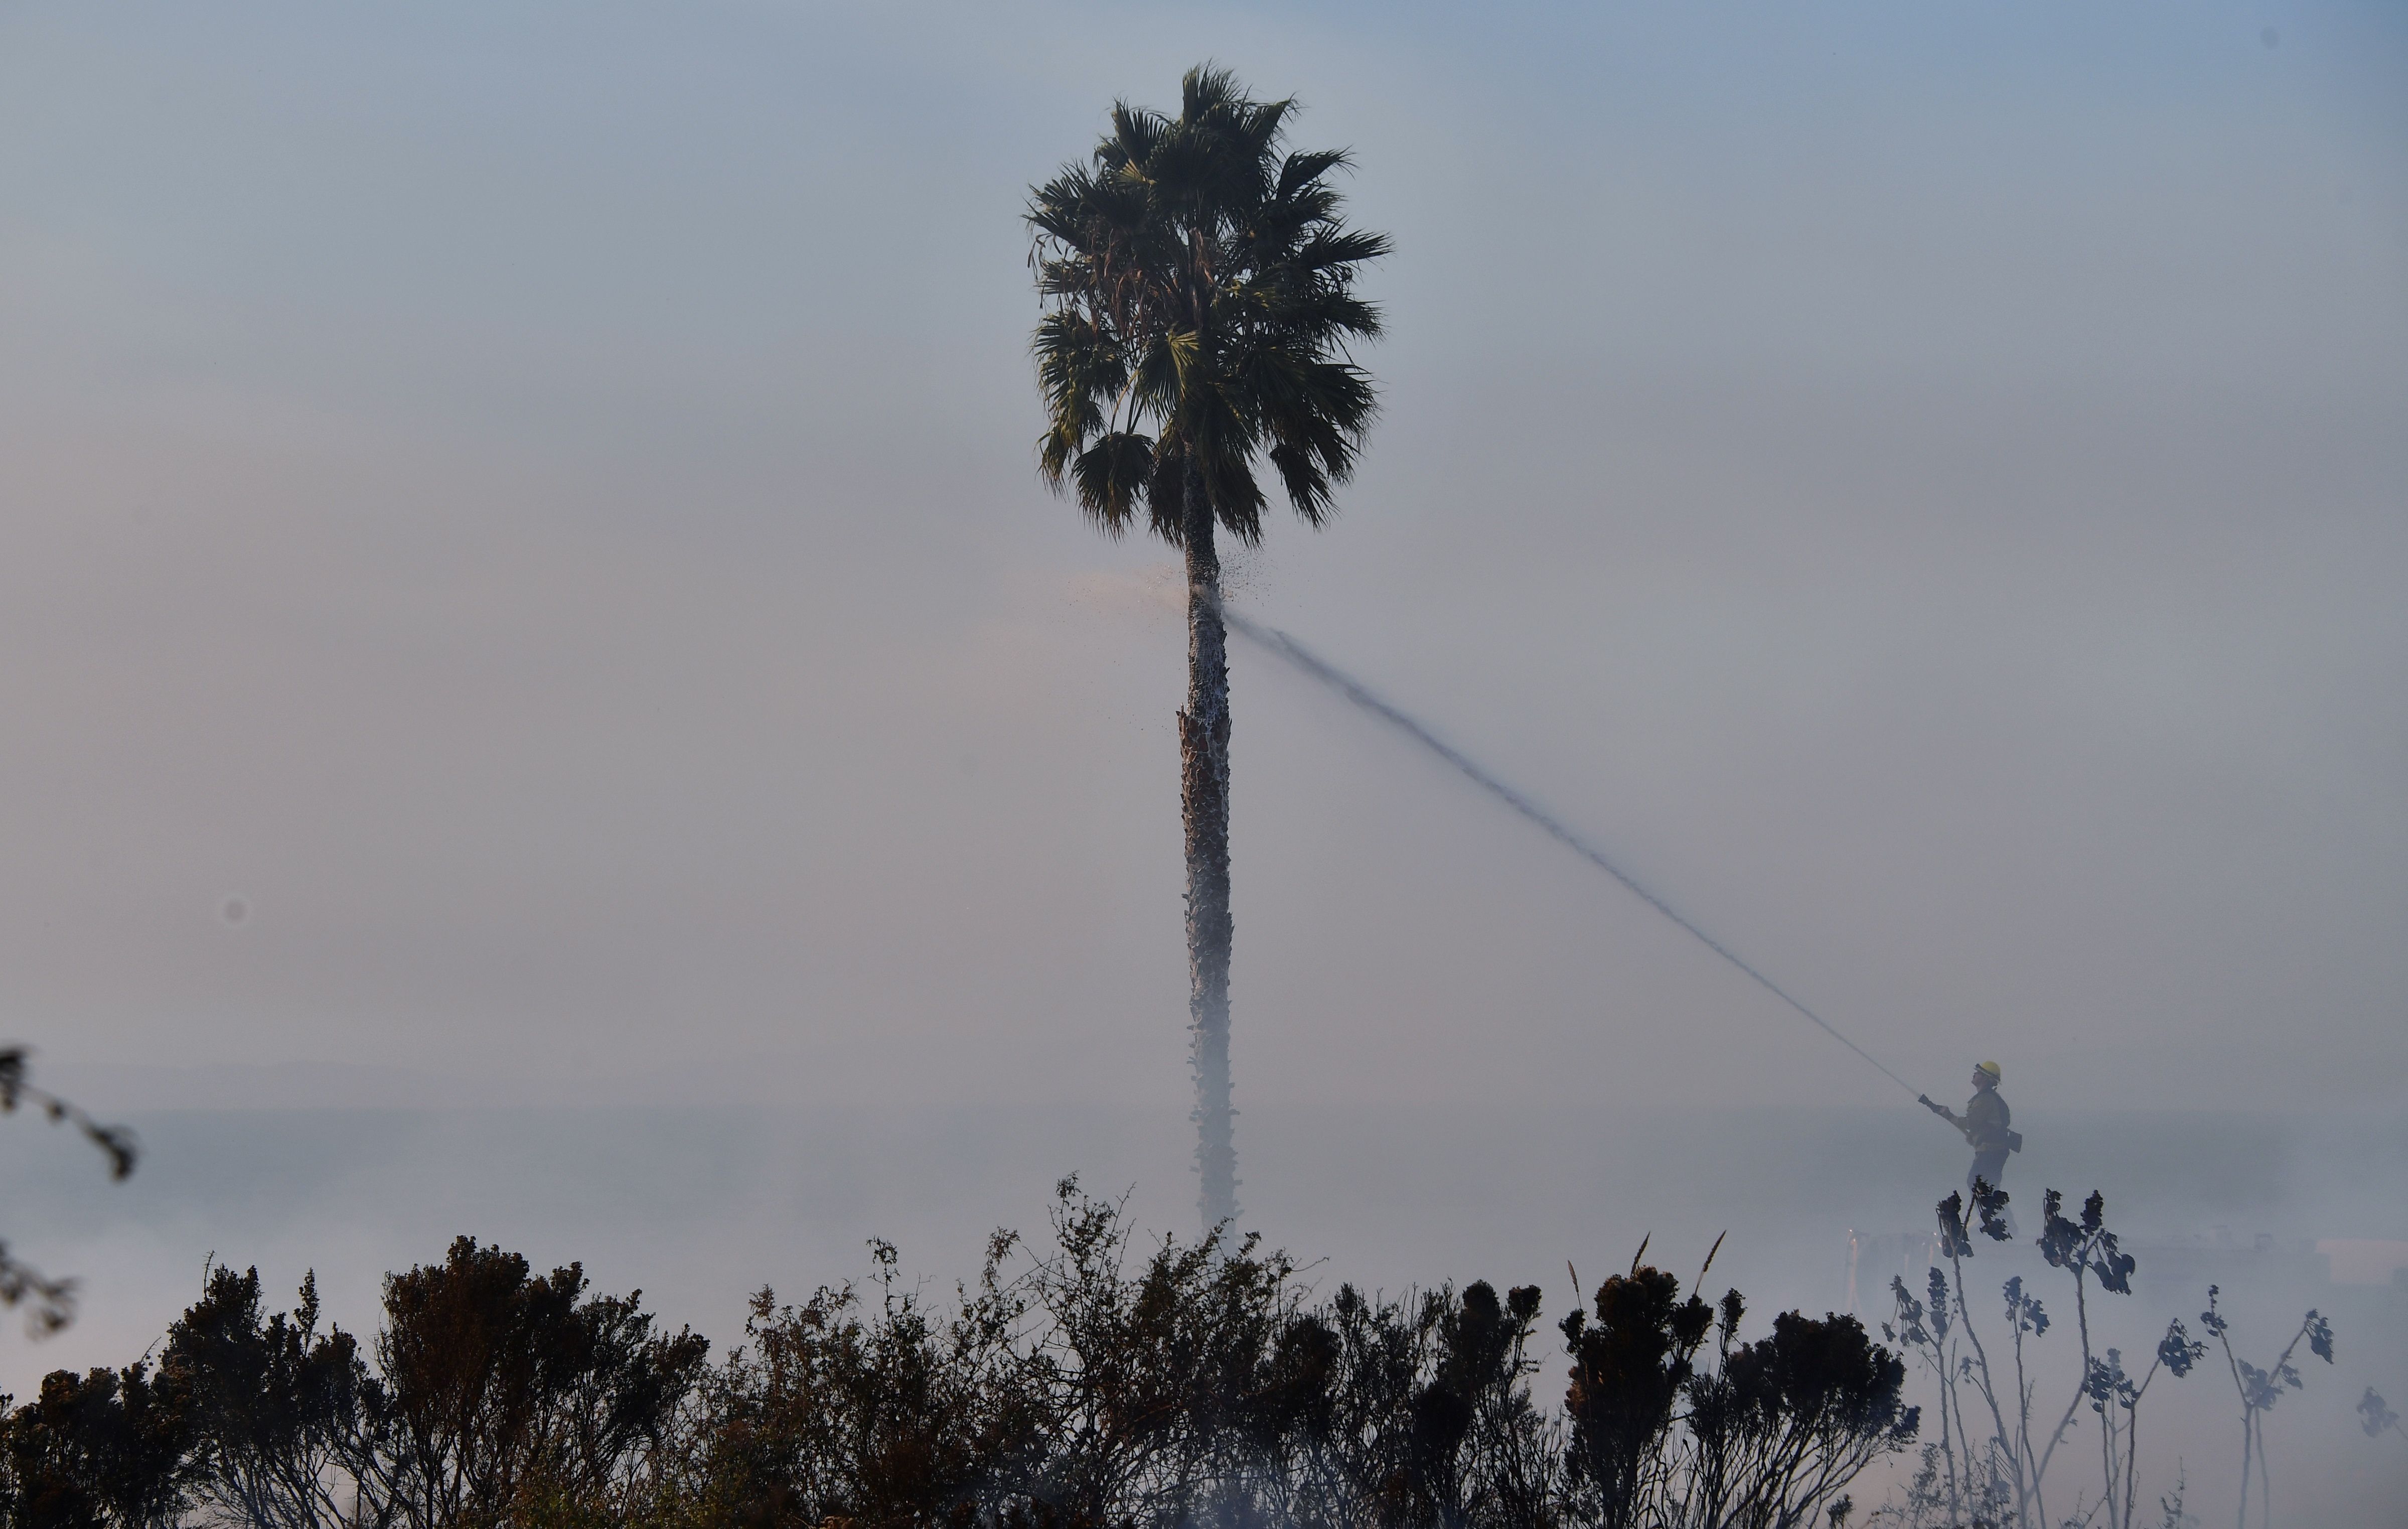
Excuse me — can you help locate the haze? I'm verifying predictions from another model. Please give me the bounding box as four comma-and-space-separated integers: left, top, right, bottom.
0, 1, 2402, 1517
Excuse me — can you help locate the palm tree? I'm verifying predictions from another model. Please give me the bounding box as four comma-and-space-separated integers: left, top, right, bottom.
1027, 67, 1388, 1230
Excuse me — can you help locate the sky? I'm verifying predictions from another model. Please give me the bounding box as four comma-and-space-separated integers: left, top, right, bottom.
1, 0, 2404, 1121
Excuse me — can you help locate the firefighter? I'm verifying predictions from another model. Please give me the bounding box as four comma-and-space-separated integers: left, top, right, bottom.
1921, 1061, 2019, 1197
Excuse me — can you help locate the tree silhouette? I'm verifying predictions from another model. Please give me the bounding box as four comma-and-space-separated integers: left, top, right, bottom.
1027, 66, 1387, 1229
0, 1188, 1936, 1528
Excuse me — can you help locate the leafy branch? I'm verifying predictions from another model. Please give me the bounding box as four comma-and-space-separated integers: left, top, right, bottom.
0, 1045, 140, 1333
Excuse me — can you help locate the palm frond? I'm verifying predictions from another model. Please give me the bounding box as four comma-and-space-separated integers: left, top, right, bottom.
1103, 102, 1167, 180
1146, 443, 1188, 544
1132, 333, 1185, 425
1180, 64, 1247, 124
1266, 441, 1333, 526
1027, 164, 1108, 249
1294, 227, 1392, 273
1031, 310, 1130, 483
1276, 148, 1350, 199
1206, 456, 1268, 543
1070, 432, 1158, 534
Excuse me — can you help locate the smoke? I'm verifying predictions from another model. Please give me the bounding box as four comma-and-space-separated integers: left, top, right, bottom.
1223, 609, 1921, 1097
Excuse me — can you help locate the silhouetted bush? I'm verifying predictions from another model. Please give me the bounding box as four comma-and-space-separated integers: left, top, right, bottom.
2, 1362, 193, 1529
0, 1184, 1911, 1529
159, 1266, 367, 1528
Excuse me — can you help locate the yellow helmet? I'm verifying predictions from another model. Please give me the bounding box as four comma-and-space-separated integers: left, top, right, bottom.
1975, 1060, 2002, 1081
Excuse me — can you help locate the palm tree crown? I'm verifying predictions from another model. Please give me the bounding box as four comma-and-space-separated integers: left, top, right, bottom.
1029, 66, 1388, 545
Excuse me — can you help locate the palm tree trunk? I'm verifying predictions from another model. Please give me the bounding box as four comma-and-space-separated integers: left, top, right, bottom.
1178, 457, 1238, 1231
